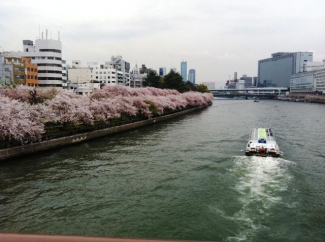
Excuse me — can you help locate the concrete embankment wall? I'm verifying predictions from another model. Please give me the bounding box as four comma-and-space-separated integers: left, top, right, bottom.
0, 105, 209, 161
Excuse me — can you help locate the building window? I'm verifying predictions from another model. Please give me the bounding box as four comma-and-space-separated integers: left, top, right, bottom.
39, 49, 61, 53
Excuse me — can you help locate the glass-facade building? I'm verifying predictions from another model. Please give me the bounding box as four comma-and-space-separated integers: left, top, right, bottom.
181, 61, 187, 82
258, 52, 313, 87
188, 69, 196, 84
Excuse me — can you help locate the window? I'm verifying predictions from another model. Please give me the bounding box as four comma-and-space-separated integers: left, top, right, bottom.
39, 49, 61, 53
38, 70, 62, 74
96, 76, 98, 79
37, 63, 62, 67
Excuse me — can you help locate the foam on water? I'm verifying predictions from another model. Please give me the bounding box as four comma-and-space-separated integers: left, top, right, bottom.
225, 156, 295, 241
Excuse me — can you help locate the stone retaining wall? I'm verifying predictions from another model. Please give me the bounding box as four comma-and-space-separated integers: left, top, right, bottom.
0, 105, 209, 161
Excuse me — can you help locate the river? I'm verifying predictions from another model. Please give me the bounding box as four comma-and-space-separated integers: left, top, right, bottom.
1, 99, 325, 242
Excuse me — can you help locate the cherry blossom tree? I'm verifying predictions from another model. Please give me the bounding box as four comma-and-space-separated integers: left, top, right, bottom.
0, 85, 213, 144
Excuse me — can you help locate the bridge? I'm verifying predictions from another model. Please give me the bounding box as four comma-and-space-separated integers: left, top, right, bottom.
210, 87, 289, 99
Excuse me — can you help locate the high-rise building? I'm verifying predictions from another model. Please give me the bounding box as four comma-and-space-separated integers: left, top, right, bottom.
188, 69, 196, 84
159, 67, 167, 77
181, 61, 187, 82
258, 52, 313, 87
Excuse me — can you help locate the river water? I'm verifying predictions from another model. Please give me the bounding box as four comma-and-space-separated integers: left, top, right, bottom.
1, 100, 325, 241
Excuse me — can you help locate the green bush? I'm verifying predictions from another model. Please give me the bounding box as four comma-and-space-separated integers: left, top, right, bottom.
144, 100, 159, 116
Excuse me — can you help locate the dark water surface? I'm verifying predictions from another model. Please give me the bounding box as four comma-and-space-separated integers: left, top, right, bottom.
1, 100, 325, 241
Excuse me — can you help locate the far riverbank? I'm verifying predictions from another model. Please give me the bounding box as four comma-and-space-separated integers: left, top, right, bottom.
277, 94, 325, 104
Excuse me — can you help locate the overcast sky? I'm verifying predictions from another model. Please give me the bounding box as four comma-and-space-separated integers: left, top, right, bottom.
1, 0, 324, 86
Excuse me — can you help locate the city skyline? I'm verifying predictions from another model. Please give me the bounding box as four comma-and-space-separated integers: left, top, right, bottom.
0, 0, 324, 86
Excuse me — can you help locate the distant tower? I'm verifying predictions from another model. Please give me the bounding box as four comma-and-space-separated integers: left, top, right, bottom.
234, 72, 238, 81
188, 69, 196, 84
181, 61, 187, 82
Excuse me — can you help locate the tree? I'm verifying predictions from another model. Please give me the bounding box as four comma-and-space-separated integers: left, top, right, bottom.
184, 81, 197, 92
163, 70, 187, 92
196, 84, 210, 93
143, 70, 161, 88
0, 85, 214, 144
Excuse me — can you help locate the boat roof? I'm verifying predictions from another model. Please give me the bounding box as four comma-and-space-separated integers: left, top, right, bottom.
249, 128, 276, 143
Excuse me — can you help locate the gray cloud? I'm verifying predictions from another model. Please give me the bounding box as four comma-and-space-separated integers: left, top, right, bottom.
1, 0, 324, 86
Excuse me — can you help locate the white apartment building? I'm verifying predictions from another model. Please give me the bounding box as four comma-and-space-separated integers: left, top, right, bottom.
5, 38, 63, 87
87, 62, 119, 85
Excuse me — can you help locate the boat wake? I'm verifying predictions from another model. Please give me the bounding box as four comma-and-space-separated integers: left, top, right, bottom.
214, 156, 296, 241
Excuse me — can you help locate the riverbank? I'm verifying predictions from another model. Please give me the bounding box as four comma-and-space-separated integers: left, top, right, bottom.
277, 94, 325, 104
0, 104, 210, 161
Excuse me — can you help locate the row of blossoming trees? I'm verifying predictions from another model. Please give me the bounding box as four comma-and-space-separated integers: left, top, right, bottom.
0, 85, 213, 146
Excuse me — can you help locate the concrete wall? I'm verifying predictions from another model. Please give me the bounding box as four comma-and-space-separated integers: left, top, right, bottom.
0, 105, 209, 161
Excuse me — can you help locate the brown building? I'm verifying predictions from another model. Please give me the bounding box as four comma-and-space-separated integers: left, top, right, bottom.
22, 57, 38, 86
3, 57, 25, 85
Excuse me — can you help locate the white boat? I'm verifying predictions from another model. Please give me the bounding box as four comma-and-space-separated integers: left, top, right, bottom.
245, 128, 280, 157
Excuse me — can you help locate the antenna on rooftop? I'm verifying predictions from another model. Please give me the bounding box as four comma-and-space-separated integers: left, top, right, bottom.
58, 31, 60, 41
46, 29, 48, 39
42, 32, 44, 39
